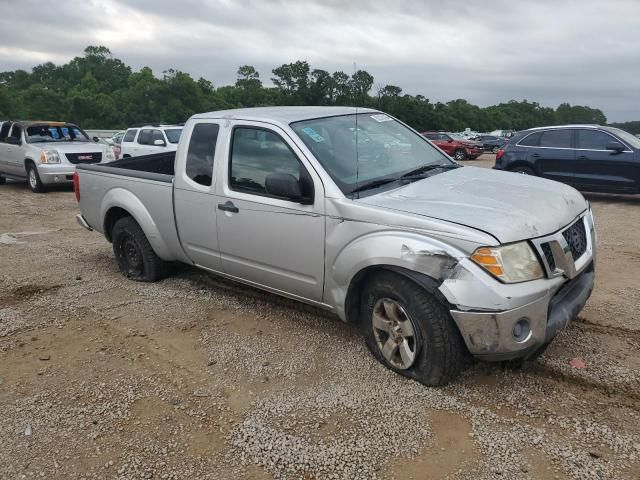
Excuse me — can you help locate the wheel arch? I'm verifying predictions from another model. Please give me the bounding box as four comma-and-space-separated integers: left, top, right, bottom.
343, 265, 454, 325
507, 160, 539, 175
100, 188, 173, 260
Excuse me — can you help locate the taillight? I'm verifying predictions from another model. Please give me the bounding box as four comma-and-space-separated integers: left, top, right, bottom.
73, 172, 80, 202
495, 149, 505, 161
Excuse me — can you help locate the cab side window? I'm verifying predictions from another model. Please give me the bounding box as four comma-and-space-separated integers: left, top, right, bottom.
151, 129, 165, 146
123, 129, 137, 142
229, 127, 312, 200
0, 122, 11, 142
137, 129, 152, 145
185, 123, 219, 187
539, 130, 572, 148
577, 130, 616, 151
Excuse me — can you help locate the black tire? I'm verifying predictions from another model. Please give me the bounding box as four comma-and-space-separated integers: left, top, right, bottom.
510, 165, 536, 176
27, 163, 45, 193
0, 176, 6, 185
111, 216, 169, 282
491, 146, 500, 154
453, 149, 467, 161
360, 271, 466, 386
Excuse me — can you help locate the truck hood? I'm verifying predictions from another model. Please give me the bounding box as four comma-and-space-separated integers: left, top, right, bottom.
358, 166, 587, 243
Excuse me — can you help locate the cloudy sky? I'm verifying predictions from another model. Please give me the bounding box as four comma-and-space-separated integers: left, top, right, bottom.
0, 0, 638, 121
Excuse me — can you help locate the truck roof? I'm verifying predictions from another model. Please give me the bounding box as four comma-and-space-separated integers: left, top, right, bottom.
191, 106, 378, 125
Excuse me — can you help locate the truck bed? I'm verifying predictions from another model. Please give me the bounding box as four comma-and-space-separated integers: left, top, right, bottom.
76, 151, 175, 182
76, 150, 189, 263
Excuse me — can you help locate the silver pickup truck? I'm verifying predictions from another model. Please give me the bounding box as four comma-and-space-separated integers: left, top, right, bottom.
75, 107, 596, 385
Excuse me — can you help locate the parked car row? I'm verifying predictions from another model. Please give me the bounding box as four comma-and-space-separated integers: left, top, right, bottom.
421, 131, 484, 160
495, 124, 640, 194
0, 120, 114, 192
0, 121, 184, 192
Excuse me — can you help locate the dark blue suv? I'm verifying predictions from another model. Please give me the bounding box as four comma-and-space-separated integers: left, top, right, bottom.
494, 125, 640, 194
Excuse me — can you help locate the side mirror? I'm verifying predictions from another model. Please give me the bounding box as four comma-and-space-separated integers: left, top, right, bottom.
153, 139, 166, 146
6, 136, 21, 146
606, 141, 625, 152
265, 173, 306, 202
92, 136, 100, 143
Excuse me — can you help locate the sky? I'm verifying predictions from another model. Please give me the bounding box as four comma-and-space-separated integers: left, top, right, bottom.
0, 0, 638, 122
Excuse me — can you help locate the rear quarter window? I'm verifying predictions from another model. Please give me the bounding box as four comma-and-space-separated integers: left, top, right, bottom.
518, 131, 542, 147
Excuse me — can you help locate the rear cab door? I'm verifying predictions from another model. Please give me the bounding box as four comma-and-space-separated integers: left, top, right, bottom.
214, 120, 326, 302
574, 128, 638, 193
174, 120, 224, 271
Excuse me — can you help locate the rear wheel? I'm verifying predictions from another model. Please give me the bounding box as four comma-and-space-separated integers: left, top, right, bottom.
510, 165, 536, 175
360, 271, 466, 386
27, 163, 45, 193
453, 149, 467, 161
111, 216, 169, 282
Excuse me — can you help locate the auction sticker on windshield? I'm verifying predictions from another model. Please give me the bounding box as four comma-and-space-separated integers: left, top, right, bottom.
370, 114, 392, 122
301, 127, 325, 143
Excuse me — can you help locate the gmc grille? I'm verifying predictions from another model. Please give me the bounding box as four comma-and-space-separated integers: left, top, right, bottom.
66, 152, 102, 164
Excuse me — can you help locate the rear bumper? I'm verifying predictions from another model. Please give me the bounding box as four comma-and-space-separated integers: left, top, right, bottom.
38, 164, 76, 184
450, 262, 594, 361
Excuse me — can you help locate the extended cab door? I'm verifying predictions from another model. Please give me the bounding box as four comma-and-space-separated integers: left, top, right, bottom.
174, 121, 224, 271
215, 122, 325, 302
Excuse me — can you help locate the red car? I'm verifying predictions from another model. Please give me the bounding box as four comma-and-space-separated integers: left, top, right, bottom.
421, 132, 484, 160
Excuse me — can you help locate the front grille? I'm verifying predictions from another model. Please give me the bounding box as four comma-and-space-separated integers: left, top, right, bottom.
541, 243, 556, 271
562, 219, 587, 260
66, 152, 102, 164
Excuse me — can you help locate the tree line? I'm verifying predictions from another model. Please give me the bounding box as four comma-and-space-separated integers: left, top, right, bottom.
0, 46, 622, 133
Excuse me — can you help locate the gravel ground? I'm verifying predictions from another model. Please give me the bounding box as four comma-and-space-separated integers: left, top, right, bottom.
1, 154, 639, 479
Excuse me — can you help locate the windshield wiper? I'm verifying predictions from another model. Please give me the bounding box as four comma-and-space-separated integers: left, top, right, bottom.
400, 163, 459, 180
350, 177, 399, 195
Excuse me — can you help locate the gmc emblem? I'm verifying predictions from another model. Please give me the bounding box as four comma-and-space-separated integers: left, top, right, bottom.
78, 155, 92, 160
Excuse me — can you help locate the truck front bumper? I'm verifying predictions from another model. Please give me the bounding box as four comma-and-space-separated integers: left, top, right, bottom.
38, 164, 76, 185
450, 262, 594, 360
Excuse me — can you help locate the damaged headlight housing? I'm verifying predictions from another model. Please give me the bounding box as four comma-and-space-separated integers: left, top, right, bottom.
471, 242, 544, 283
40, 150, 61, 164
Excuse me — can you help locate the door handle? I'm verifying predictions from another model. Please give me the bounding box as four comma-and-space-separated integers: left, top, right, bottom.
531, 153, 541, 158
218, 201, 239, 213
577, 155, 588, 160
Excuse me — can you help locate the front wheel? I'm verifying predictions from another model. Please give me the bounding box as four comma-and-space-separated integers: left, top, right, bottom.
0, 176, 6, 185
360, 271, 466, 386
111, 216, 169, 282
27, 163, 45, 193
453, 149, 467, 161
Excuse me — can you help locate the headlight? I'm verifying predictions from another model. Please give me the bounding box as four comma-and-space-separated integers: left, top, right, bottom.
40, 150, 61, 164
471, 241, 544, 283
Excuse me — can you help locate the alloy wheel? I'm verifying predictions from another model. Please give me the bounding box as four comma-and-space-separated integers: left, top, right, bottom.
372, 298, 417, 370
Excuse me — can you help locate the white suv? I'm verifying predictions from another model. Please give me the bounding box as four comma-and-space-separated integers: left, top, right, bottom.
120, 125, 183, 158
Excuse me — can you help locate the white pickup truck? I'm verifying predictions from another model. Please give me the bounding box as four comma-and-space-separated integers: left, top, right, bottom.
0, 121, 114, 192
75, 107, 596, 385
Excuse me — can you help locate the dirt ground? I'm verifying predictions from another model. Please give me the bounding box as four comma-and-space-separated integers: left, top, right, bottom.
1, 154, 639, 480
